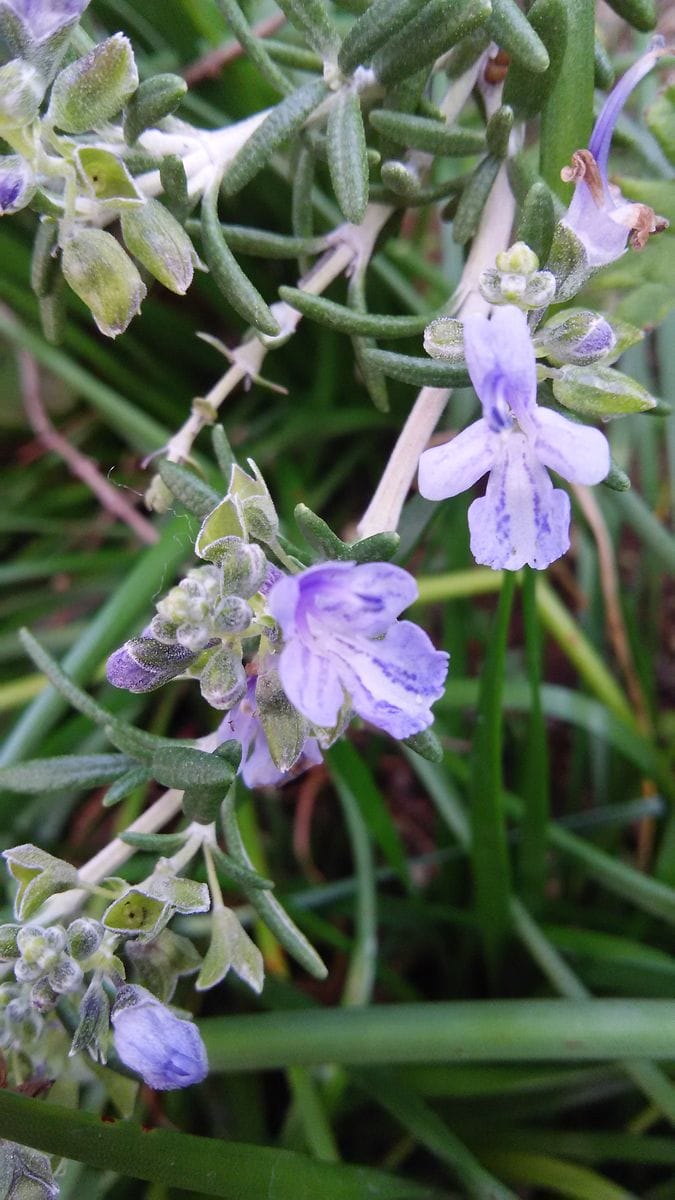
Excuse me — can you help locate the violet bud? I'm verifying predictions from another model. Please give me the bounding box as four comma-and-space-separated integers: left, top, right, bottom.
111, 985, 208, 1090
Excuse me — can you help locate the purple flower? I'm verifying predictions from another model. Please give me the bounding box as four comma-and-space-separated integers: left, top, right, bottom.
267, 562, 448, 739
111, 985, 208, 1091
106, 634, 198, 693
0, 0, 88, 45
560, 42, 668, 267
418, 306, 610, 571
219, 676, 322, 788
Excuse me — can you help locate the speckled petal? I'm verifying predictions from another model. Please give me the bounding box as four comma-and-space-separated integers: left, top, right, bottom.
534, 408, 610, 485
418, 418, 495, 500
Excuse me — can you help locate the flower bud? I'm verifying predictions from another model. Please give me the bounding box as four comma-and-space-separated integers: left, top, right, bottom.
67, 917, 103, 960
70, 978, 110, 1061
198, 646, 247, 711
533, 309, 616, 366
0, 926, 20, 960
106, 636, 196, 693
30, 977, 59, 1014
423, 317, 465, 363
212, 596, 253, 635
48, 954, 83, 994
48, 33, 138, 133
121, 199, 195, 295
61, 228, 146, 339
219, 539, 268, 598
0, 59, 43, 129
111, 985, 208, 1090
0, 157, 35, 215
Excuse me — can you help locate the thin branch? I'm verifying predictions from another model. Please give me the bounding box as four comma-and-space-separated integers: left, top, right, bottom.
18, 349, 158, 545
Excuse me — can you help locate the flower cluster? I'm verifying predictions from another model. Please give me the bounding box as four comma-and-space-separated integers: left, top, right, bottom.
108, 462, 449, 789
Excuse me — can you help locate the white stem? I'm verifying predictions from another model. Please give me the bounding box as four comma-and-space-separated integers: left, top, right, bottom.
357, 162, 517, 539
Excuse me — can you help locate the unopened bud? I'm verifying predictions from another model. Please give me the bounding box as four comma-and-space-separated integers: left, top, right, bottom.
0, 156, 36, 215
199, 646, 247, 711
48, 34, 138, 133
0, 59, 43, 128
67, 917, 103, 960
533, 309, 616, 365
121, 199, 195, 295
423, 317, 465, 363
61, 228, 146, 339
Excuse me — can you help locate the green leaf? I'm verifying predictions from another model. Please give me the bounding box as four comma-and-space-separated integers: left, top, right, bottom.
515, 180, 556, 266
222, 789, 328, 980
201, 185, 280, 337
120, 831, 188, 853
339, 0, 428, 74
552, 363, 657, 417
328, 741, 410, 887
30, 219, 59, 298
0, 754, 134, 794
273, 0, 340, 58
401, 728, 443, 763
278, 287, 433, 338
602, 0, 656, 31
327, 90, 369, 224
451, 154, 502, 244
103, 765, 153, 807
150, 746, 237, 791
488, 0, 549, 73
360, 348, 471, 387
372, 0, 492, 86
539, 0, 594, 199
215, 0, 292, 95
369, 108, 484, 155
485, 105, 514, 159
48, 34, 138, 133
157, 458, 222, 518
221, 79, 327, 199
0, 1089, 442, 1200
159, 153, 190, 222
123, 72, 187, 144
189, 223, 329, 259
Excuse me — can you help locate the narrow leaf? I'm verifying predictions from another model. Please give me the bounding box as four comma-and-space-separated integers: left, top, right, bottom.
452, 154, 502, 244
0, 754, 134, 794
278, 286, 433, 337
221, 79, 327, 199
360, 348, 470, 387
339, 0, 428, 75
488, 0, 549, 73
157, 458, 222, 517
503, 0, 568, 119
327, 90, 369, 224
372, 0, 492, 87
369, 108, 484, 155
273, 0, 340, 58
201, 185, 279, 336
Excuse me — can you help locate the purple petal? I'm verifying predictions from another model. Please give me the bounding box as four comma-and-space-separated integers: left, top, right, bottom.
2, 0, 89, 43
266, 571, 302, 636
418, 419, 496, 500
589, 43, 665, 174
332, 621, 449, 739
277, 638, 345, 728
468, 432, 570, 570
561, 194, 632, 268
112, 990, 207, 1090
463, 306, 538, 430
308, 561, 418, 636
534, 408, 610, 485
106, 639, 196, 693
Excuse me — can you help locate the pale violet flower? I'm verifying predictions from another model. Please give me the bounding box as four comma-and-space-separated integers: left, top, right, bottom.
418, 306, 610, 571
219, 676, 322, 789
267, 562, 449, 739
560, 41, 668, 266
0, 0, 89, 45
111, 985, 208, 1090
